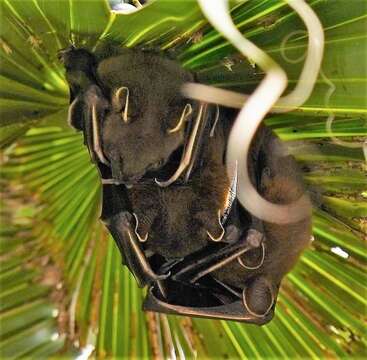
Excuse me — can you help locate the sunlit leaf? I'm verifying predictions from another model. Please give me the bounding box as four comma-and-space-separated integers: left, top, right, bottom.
1, 0, 366, 358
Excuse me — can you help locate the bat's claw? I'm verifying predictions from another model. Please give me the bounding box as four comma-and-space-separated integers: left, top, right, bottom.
137, 232, 148, 242
238, 242, 265, 270
206, 209, 225, 242
133, 213, 149, 242
237, 228, 265, 270
206, 228, 225, 242
242, 277, 275, 318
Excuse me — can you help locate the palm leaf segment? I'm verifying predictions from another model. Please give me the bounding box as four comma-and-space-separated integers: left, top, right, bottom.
0, 0, 366, 358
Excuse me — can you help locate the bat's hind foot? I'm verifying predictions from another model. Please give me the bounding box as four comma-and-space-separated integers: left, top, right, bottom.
237, 229, 265, 270
242, 276, 275, 318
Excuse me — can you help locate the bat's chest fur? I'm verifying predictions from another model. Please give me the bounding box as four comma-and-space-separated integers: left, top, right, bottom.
127, 176, 228, 258
126, 145, 229, 259
154, 187, 208, 258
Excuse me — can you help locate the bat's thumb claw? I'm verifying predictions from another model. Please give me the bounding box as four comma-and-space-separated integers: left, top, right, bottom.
206, 228, 225, 242
133, 213, 149, 242
206, 209, 225, 242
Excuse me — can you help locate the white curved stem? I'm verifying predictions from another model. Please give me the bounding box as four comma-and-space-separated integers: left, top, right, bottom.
115, 87, 130, 123
198, 0, 313, 224
92, 104, 110, 165
322, 70, 363, 149
183, 0, 324, 113
181, 83, 248, 109
167, 103, 193, 133
206, 210, 225, 242
155, 104, 204, 187
275, 0, 324, 112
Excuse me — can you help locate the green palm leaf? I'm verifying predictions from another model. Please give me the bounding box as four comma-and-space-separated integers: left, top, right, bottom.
1, 0, 366, 358
0, 182, 65, 358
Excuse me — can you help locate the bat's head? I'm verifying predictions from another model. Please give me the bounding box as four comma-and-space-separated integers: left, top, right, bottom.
97, 49, 195, 185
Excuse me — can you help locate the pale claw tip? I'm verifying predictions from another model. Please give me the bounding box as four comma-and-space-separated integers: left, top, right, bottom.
133, 213, 149, 242
206, 228, 225, 242
154, 177, 172, 188
137, 232, 148, 243
206, 209, 225, 241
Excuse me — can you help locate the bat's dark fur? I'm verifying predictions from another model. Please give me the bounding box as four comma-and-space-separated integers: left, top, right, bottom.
60, 44, 311, 324
128, 123, 229, 258
60, 45, 229, 258
211, 128, 312, 316
97, 48, 194, 182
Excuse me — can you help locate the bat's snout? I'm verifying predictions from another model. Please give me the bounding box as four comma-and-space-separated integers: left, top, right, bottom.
109, 157, 144, 185
112, 171, 144, 186
109, 150, 168, 185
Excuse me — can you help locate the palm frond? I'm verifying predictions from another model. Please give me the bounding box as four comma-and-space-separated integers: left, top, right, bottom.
0, 0, 366, 358
0, 182, 65, 358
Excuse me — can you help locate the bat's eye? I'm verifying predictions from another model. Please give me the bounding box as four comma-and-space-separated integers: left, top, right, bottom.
113, 86, 130, 123
167, 103, 192, 134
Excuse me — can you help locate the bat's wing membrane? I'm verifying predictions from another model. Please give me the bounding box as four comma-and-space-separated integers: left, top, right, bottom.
144, 286, 273, 325
103, 210, 169, 287
144, 232, 275, 325
67, 80, 167, 288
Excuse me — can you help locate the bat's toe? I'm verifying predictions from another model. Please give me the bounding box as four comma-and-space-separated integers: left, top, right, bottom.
242, 276, 275, 318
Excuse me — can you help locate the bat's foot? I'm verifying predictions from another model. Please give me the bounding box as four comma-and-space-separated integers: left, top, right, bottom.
242, 276, 275, 318
238, 229, 265, 270
246, 228, 264, 248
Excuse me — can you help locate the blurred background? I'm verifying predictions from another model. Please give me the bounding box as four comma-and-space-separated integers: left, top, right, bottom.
0, 0, 366, 358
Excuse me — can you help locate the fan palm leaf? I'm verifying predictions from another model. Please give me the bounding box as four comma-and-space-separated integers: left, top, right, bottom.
0, 0, 366, 358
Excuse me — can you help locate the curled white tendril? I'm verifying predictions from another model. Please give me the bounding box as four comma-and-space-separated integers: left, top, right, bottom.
280, 30, 308, 64
192, 0, 324, 224
322, 70, 366, 153
281, 30, 365, 158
